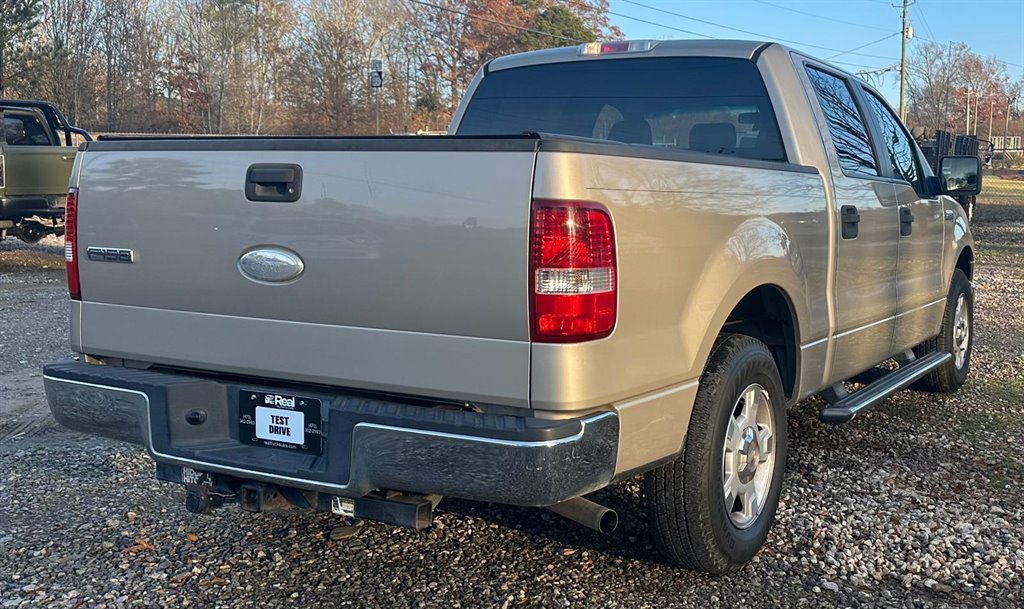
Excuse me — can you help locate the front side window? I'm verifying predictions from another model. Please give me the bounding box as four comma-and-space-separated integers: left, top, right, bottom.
2, 114, 53, 146
458, 57, 787, 162
862, 90, 922, 191
805, 67, 878, 177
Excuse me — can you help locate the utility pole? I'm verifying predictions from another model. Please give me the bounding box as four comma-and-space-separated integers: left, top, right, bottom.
942, 41, 952, 128
370, 59, 383, 135
1006, 95, 1014, 169
898, 0, 909, 121
987, 99, 994, 142
965, 88, 971, 135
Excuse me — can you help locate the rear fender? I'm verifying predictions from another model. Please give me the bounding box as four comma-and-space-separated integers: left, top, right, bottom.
684, 218, 808, 394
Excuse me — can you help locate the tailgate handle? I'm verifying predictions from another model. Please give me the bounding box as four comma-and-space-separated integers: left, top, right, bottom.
245, 164, 302, 203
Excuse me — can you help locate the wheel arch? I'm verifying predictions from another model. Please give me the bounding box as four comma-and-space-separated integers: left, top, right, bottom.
720, 284, 801, 401
955, 245, 974, 282
690, 270, 806, 405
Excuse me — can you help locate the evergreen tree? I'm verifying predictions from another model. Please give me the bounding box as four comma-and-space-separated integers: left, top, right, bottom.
0, 0, 42, 96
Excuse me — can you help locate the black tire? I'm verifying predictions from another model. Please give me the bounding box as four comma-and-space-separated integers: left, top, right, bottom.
912, 269, 973, 393
644, 334, 787, 574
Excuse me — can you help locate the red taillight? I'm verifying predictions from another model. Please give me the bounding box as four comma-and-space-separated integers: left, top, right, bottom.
530, 200, 616, 341
65, 187, 80, 300
579, 40, 658, 55
600, 41, 631, 53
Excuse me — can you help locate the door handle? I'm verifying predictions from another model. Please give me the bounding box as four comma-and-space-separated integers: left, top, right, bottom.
900, 206, 914, 236
840, 205, 860, 239
943, 208, 955, 221
245, 164, 302, 202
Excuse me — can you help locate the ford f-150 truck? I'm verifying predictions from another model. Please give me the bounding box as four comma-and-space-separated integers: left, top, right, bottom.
0, 100, 91, 241
44, 40, 980, 574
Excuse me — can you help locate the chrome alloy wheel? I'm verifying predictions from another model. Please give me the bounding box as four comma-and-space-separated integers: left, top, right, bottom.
953, 293, 970, 369
722, 383, 776, 529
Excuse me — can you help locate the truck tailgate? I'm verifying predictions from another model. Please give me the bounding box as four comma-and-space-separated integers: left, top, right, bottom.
73, 138, 538, 406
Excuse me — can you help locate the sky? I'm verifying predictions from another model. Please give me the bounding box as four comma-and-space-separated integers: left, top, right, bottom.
606, 0, 1024, 105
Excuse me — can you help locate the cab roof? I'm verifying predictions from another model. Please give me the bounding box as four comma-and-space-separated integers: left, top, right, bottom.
488, 39, 773, 72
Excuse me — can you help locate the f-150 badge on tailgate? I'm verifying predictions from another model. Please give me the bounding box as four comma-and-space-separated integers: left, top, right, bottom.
86, 247, 134, 263
237, 247, 304, 283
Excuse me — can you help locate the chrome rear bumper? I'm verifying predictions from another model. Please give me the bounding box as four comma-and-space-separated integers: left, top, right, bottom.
43, 360, 618, 506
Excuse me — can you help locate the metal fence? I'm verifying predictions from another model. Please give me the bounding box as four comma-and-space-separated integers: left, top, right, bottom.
978, 168, 1024, 221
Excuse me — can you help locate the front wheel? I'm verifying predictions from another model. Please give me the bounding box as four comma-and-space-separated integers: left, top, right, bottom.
644, 334, 787, 574
912, 269, 974, 393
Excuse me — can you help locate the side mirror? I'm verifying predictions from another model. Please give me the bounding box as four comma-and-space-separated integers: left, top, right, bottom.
938, 155, 982, 196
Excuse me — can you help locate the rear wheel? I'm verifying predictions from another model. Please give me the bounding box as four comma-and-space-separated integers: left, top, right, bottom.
912, 269, 973, 393
644, 334, 787, 573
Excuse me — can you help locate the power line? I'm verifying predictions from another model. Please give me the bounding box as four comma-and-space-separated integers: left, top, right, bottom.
908, 2, 1023, 69
603, 9, 713, 39
995, 58, 1024, 69
752, 0, 893, 32
832, 59, 899, 70
407, 0, 583, 44
556, 0, 713, 39
617, 0, 900, 61
856, 65, 900, 76
826, 32, 901, 60
910, 2, 938, 43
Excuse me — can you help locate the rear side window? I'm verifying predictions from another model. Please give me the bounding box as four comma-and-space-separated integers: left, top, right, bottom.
457, 57, 787, 162
862, 89, 922, 191
804, 67, 878, 177
2, 114, 53, 146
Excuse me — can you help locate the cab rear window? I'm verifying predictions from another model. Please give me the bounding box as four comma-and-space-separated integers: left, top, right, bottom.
456, 57, 786, 162
3, 114, 53, 146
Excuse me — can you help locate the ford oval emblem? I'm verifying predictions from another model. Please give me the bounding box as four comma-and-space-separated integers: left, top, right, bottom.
238, 247, 304, 283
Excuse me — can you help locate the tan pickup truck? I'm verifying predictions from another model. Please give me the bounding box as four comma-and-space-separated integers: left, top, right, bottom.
44, 40, 979, 574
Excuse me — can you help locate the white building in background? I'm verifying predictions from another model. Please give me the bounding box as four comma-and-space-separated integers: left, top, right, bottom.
990, 135, 1022, 151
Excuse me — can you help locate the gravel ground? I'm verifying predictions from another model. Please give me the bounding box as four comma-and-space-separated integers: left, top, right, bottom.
1, 210, 1022, 608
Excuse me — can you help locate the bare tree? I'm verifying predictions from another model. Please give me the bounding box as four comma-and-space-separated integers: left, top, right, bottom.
38, 0, 99, 124
907, 41, 1010, 135
6, 0, 622, 133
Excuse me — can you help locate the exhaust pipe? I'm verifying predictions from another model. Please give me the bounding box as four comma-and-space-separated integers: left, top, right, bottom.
547, 496, 618, 534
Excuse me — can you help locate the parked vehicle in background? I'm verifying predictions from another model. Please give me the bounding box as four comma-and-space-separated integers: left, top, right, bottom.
44, 40, 980, 574
0, 100, 91, 242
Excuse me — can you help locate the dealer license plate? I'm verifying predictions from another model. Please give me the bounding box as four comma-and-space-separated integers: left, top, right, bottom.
239, 391, 323, 454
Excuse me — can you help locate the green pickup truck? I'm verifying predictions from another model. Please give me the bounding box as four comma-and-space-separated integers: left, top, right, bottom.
0, 100, 91, 242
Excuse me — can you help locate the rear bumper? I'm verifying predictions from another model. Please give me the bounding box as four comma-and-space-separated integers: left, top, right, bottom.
43, 360, 618, 506
0, 194, 65, 219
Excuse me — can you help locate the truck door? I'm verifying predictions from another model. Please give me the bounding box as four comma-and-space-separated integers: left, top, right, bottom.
859, 89, 947, 352
0, 109, 75, 198
803, 65, 899, 382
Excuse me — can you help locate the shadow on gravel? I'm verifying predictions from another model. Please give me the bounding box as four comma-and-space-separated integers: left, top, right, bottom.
0, 373, 61, 443
436, 480, 667, 567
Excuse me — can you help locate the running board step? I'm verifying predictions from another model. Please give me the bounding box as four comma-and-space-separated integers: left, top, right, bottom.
820, 352, 952, 424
